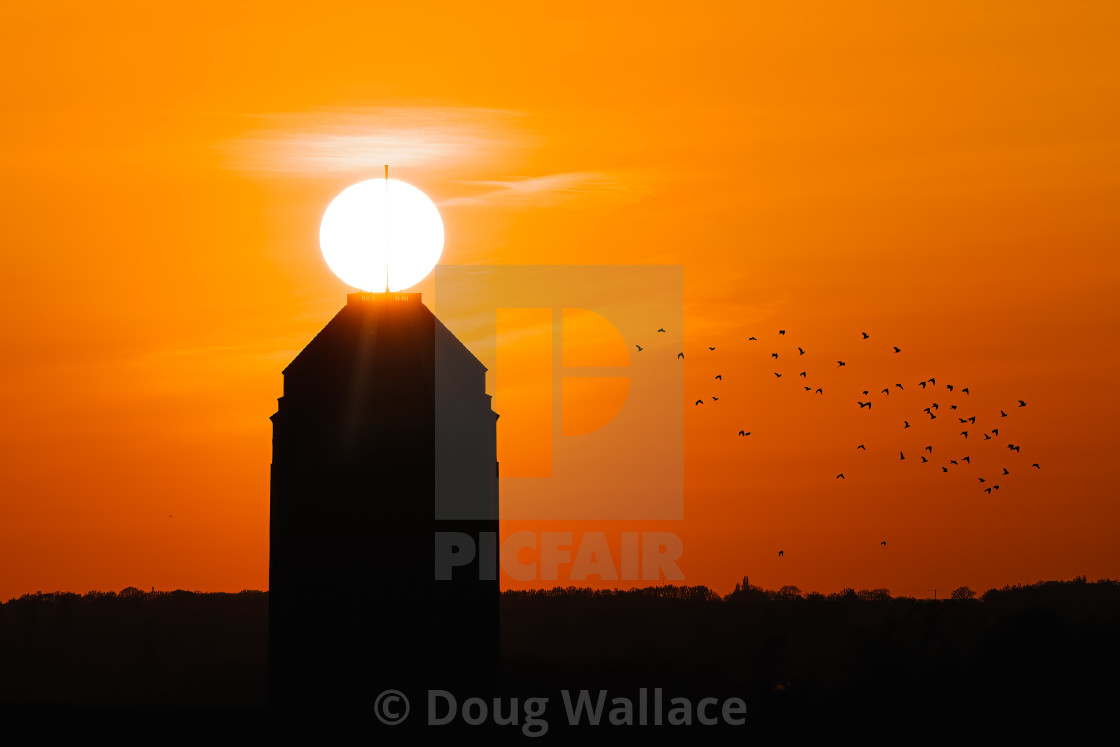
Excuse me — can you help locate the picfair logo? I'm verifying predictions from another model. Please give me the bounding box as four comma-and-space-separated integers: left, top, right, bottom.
434, 265, 683, 521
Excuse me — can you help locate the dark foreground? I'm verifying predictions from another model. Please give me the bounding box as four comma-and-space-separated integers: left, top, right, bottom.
1, 579, 1117, 734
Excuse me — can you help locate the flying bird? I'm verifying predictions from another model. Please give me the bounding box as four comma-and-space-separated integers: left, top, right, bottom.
895, 383, 904, 390
882, 388, 890, 395
950, 405, 958, 410
774, 372, 782, 378
709, 346, 716, 351
858, 401, 871, 410
1002, 468, 1010, 475
893, 347, 901, 353
635, 344, 643, 351
968, 416, 975, 423
881, 541, 886, 547
815, 388, 823, 394
1018, 400, 1026, 407
919, 381, 927, 389
804, 386, 812, 391
715, 374, 722, 380
983, 434, 991, 440
904, 421, 910, 428
942, 467, 949, 472
800, 371, 807, 377
862, 390, 869, 395
947, 384, 954, 392
978, 477, 986, 483
836, 474, 845, 479
798, 347, 805, 355
657, 328, 666, 333
931, 403, 939, 410
963, 456, 971, 463
992, 428, 999, 435
1032, 463, 1040, 469
748, 336, 757, 341
899, 451, 904, 460
677, 352, 684, 359
984, 487, 992, 494
772, 353, 779, 359
778, 550, 784, 557
925, 446, 933, 453
712, 396, 719, 401
960, 431, 968, 438
959, 418, 968, 424
929, 378, 936, 385
950, 460, 958, 465
739, 430, 751, 436
1000, 410, 1007, 417
858, 444, 866, 450
779, 330, 786, 335
962, 388, 969, 395
861, 332, 870, 339
837, 361, 846, 367
695, 400, 703, 406
921, 456, 928, 463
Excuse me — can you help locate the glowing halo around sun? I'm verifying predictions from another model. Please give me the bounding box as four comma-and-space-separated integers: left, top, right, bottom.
319, 178, 444, 292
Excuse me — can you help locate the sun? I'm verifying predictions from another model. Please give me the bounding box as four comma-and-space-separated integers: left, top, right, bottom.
319, 177, 444, 292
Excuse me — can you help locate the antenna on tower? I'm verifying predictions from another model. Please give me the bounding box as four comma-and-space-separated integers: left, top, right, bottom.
384, 164, 390, 293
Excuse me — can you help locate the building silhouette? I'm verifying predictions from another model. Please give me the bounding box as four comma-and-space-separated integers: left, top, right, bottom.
268, 291, 499, 714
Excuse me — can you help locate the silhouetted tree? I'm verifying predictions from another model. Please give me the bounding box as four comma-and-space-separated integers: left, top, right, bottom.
951, 586, 977, 600
777, 585, 802, 600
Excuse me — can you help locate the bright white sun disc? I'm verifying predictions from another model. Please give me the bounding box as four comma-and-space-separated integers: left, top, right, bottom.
319, 178, 444, 292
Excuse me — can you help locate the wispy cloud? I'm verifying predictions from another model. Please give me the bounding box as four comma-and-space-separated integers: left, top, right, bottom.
218, 106, 654, 208
442, 171, 648, 207
218, 106, 532, 175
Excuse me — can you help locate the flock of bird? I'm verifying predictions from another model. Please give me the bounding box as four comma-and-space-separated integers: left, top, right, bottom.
636, 326, 1040, 558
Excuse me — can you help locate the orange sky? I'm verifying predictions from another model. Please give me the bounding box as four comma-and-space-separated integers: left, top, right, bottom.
2, 2, 1119, 599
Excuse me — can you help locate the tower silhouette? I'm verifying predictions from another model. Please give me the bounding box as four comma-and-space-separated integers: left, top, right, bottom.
268, 291, 499, 715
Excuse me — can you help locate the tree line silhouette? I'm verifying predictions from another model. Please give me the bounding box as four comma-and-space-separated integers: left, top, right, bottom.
1, 579, 1115, 729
